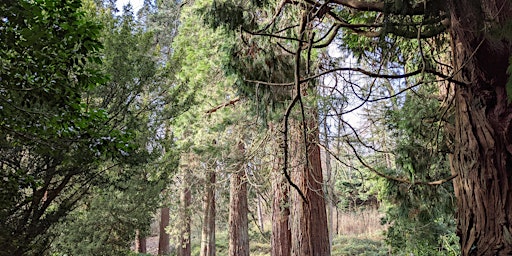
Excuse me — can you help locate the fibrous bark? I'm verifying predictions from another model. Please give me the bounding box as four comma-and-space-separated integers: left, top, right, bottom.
158, 207, 170, 255
200, 170, 216, 256
290, 114, 330, 256
448, 0, 512, 255
271, 124, 292, 256
228, 142, 249, 256
178, 170, 191, 256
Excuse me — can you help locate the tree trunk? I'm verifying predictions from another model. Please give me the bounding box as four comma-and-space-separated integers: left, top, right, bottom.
200, 170, 216, 256
448, 1, 512, 255
135, 229, 147, 253
290, 114, 330, 256
158, 207, 170, 255
257, 195, 265, 232
270, 123, 292, 256
178, 170, 191, 256
322, 114, 335, 248
228, 142, 249, 256
271, 153, 292, 256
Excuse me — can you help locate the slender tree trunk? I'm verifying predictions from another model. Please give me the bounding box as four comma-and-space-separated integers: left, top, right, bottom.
228, 142, 249, 256
178, 170, 191, 256
158, 207, 170, 255
322, 114, 334, 248
334, 206, 339, 236
448, 1, 512, 255
200, 169, 216, 256
290, 113, 330, 256
257, 195, 265, 232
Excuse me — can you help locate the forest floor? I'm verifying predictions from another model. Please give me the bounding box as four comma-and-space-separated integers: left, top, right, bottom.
145, 236, 159, 255
132, 208, 388, 255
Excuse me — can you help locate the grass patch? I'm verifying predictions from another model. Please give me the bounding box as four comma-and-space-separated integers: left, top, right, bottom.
332, 236, 389, 256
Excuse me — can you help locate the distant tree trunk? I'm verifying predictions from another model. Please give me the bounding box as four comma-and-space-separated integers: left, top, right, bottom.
200, 169, 216, 256
228, 142, 249, 256
178, 170, 191, 256
289, 112, 330, 256
447, 1, 512, 255
158, 207, 170, 255
135, 229, 147, 253
322, 115, 335, 248
256, 195, 264, 232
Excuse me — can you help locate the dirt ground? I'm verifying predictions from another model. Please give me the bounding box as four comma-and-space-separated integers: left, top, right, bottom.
131, 236, 160, 255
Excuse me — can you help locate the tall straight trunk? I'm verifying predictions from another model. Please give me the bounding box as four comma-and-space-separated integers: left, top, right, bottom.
270, 123, 292, 256
158, 207, 170, 255
322, 114, 335, 248
228, 142, 249, 256
200, 170, 216, 256
256, 195, 264, 232
448, 1, 512, 255
290, 113, 330, 256
271, 155, 291, 256
178, 170, 191, 256
135, 229, 147, 254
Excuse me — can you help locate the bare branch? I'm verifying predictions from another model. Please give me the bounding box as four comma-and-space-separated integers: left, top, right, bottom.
342, 139, 457, 186
331, 0, 442, 16
205, 97, 240, 115
282, 12, 309, 204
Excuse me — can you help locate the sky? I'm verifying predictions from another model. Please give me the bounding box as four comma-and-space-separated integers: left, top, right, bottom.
116, 0, 143, 13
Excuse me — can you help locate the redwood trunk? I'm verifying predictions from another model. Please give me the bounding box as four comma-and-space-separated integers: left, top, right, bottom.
290, 115, 330, 256
200, 170, 216, 256
158, 207, 170, 255
228, 142, 249, 256
271, 144, 291, 256
448, 0, 512, 255
179, 171, 192, 256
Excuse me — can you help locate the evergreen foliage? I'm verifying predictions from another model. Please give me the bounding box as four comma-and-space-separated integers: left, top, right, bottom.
0, 1, 181, 254
4, 0, 507, 255
380, 83, 458, 254
0, 1, 130, 254
50, 1, 182, 255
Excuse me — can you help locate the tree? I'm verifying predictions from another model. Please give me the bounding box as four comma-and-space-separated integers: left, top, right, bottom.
378, 82, 458, 254
0, 1, 136, 254
169, 1, 253, 255
270, 123, 292, 256
206, 0, 512, 254
202, 4, 332, 254
447, 1, 512, 254
289, 113, 330, 256
135, 230, 147, 253
49, 1, 181, 254
228, 142, 249, 256
177, 154, 192, 256
159, 207, 171, 255
200, 163, 216, 256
